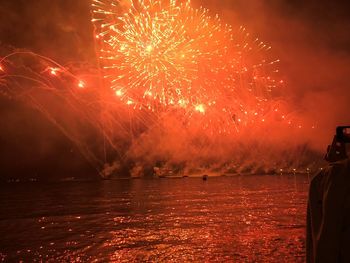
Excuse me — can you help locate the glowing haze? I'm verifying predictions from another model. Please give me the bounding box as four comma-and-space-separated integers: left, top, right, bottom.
0, 0, 324, 178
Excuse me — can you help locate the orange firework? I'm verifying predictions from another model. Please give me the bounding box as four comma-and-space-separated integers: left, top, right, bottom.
92, 0, 281, 131
0, 2, 319, 175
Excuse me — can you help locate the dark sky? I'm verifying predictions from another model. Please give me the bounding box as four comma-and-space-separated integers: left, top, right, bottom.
0, 0, 350, 180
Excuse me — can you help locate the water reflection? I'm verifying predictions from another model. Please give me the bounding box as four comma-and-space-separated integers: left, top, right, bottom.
0, 175, 308, 262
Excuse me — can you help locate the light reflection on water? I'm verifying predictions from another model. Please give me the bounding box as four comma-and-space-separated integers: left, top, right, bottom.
0, 175, 309, 262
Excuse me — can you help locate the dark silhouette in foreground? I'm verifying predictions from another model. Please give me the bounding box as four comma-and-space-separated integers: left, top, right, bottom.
307, 126, 350, 263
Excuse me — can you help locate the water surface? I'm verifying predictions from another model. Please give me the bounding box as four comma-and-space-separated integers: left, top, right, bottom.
0, 175, 309, 262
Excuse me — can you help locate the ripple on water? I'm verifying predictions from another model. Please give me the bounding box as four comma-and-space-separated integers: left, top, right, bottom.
0, 175, 309, 262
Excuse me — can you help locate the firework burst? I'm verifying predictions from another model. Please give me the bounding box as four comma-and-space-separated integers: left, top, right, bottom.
92, 0, 281, 131
92, 0, 230, 106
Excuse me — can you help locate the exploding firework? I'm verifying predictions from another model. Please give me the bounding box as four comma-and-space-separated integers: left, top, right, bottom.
0, 1, 320, 177
91, 0, 282, 131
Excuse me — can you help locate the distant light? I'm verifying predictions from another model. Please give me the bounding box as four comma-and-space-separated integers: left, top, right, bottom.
120, 45, 126, 51
126, 100, 133, 105
78, 80, 85, 88
0, 65, 4, 72
50, 67, 59, 76
145, 91, 152, 96
178, 99, 186, 107
115, 89, 123, 97
146, 45, 153, 52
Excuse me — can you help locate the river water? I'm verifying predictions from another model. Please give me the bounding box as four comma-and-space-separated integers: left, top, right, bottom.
0, 175, 310, 262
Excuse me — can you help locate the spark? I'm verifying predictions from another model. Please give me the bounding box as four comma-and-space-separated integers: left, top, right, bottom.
146, 45, 153, 53
115, 89, 123, 96
195, 104, 206, 114
78, 80, 85, 88
50, 67, 60, 76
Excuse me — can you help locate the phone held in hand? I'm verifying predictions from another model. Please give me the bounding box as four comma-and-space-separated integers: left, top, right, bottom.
336, 126, 350, 143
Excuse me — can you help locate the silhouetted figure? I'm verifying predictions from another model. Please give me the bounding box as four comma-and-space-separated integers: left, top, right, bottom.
307, 127, 350, 263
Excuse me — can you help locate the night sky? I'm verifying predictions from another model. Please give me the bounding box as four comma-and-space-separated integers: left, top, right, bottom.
0, 0, 350, 180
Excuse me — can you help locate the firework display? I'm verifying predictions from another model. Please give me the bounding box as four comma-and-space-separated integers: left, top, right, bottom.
0, 0, 319, 176
91, 0, 282, 131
